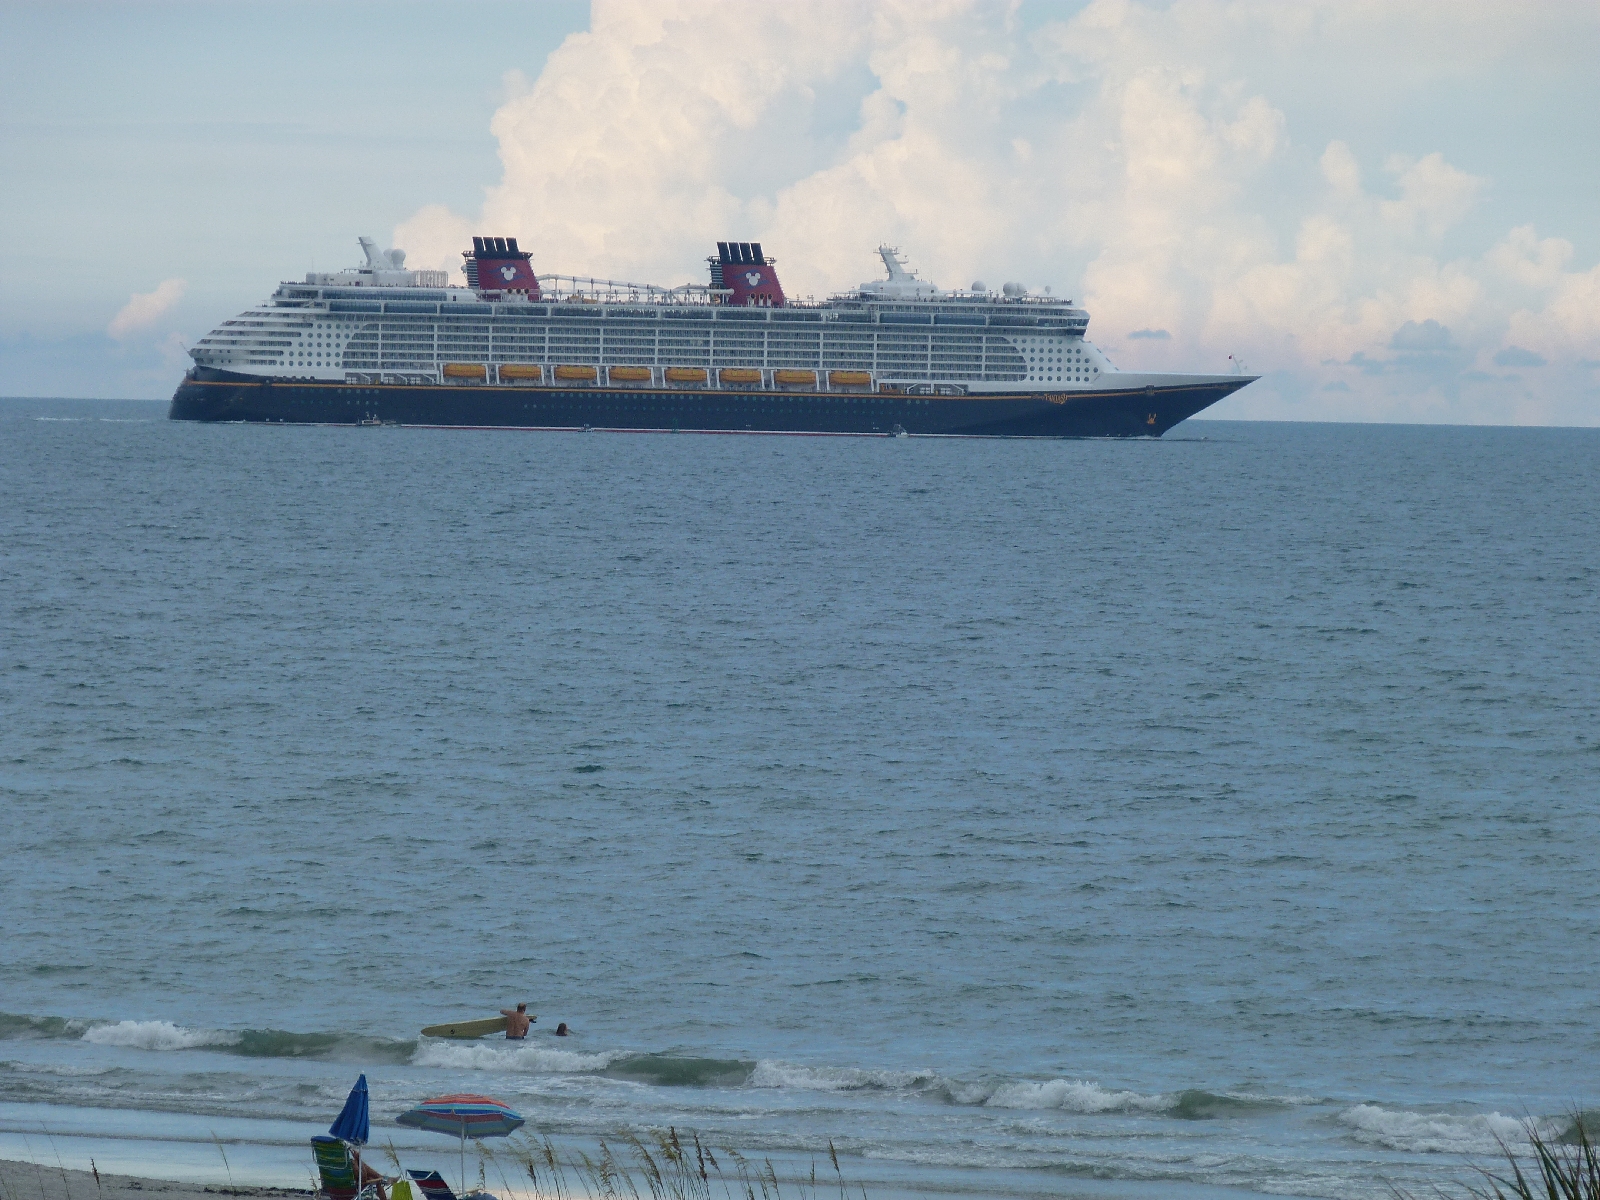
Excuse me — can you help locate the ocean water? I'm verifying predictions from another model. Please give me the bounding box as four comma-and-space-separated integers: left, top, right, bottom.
2, 397, 1598, 1200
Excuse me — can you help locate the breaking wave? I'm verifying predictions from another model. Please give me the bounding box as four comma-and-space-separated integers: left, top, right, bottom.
983, 1078, 1172, 1113
0, 1011, 413, 1062
411, 1039, 624, 1074
745, 1064, 1289, 1118
81, 1021, 236, 1051
1337, 1104, 1545, 1154
747, 1061, 940, 1093
0, 1010, 1402, 1141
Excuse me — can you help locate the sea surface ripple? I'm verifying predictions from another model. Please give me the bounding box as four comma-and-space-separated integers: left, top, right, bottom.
1, 399, 1598, 1199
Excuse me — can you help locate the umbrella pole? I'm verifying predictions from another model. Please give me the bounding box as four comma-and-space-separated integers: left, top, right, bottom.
459, 1128, 465, 1196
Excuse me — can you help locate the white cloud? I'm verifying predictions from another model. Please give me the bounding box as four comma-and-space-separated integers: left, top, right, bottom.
108, 278, 186, 339
395, 0, 1600, 425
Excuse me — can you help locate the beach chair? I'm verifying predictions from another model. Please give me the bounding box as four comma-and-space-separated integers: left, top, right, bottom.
313, 1136, 389, 1200
407, 1170, 496, 1200
405, 1171, 457, 1200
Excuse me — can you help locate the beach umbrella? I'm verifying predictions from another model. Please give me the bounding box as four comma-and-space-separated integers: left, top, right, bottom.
329, 1074, 372, 1145
329, 1074, 372, 1192
397, 1094, 524, 1193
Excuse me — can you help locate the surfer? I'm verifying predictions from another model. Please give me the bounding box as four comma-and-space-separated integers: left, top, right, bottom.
555, 1023, 570, 1037
500, 1003, 532, 1040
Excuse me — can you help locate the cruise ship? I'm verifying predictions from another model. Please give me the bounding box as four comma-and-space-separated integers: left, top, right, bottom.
169, 236, 1255, 436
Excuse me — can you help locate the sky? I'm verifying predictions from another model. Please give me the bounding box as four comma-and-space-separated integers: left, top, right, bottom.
3, 0, 1598, 423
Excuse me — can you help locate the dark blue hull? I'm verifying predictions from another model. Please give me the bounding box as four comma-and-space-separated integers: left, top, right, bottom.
169, 368, 1250, 437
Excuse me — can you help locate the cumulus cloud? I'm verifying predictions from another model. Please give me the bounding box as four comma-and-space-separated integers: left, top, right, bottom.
1391, 320, 1455, 353
108, 278, 186, 339
1493, 345, 1546, 368
395, 0, 1600, 425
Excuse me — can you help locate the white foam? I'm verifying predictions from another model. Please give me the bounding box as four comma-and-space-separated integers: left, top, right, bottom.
411, 1039, 621, 1074
746, 1063, 1171, 1114
1338, 1104, 1537, 1154
81, 1020, 238, 1052
984, 1078, 1171, 1113
746, 1060, 934, 1092
5, 1060, 116, 1076
936, 1078, 998, 1106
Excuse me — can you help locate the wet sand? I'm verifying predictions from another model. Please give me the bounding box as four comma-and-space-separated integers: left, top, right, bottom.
0, 1159, 309, 1200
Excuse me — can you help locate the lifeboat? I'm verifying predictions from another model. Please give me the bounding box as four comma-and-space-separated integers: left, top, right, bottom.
499, 363, 543, 382
608, 366, 652, 383
664, 367, 708, 383
554, 364, 598, 382
828, 370, 872, 386
774, 369, 816, 386
442, 363, 487, 381
719, 368, 761, 385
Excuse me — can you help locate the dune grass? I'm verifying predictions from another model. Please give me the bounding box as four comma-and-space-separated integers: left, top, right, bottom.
380, 1115, 1600, 1200
391, 1129, 865, 1200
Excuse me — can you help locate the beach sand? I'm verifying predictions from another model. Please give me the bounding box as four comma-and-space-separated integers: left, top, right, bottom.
0, 1159, 309, 1200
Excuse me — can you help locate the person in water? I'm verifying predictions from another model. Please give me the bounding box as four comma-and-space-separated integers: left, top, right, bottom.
500, 1003, 532, 1039
555, 1022, 569, 1037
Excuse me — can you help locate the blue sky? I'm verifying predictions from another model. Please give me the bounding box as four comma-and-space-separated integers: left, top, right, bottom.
3, 1, 1597, 422
2, 0, 586, 397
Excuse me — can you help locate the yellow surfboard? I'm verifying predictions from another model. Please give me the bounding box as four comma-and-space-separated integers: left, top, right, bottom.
419, 1016, 514, 1039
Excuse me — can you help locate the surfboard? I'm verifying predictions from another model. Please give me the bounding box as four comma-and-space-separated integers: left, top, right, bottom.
420, 1016, 513, 1039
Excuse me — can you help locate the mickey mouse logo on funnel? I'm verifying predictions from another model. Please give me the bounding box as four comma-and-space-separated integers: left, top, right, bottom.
465, 235, 540, 296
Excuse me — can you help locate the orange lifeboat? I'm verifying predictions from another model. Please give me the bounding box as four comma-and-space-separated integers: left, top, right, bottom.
774, 369, 816, 386
608, 366, 652, 383
499, 363, 543, 382
828, 370, 872, 386
719, 368, 762, 385
443, 363, 487, 381
554, 364, 598, 382
664, 367, 708, 383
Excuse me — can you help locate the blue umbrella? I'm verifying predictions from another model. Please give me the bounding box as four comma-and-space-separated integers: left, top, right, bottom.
329, 1074, 371, 1146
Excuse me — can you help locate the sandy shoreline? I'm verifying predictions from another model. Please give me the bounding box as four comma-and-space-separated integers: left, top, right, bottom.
0, 1159, 310, 1200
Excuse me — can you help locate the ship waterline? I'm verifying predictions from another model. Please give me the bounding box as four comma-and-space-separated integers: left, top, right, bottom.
170, 236, 1256, 436
170, 369, 1247, 437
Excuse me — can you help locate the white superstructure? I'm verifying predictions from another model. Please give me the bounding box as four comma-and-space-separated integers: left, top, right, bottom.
190, 239, 1231, 396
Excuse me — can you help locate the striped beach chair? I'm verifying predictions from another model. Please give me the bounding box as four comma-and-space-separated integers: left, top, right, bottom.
312, 1136, 388, 1200
405, 1171, 457, 1200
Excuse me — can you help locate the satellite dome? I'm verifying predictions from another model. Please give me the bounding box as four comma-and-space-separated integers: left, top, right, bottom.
1002, 281, 1026, 298
970, 281, 987, 292
388, 248, 406, 267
